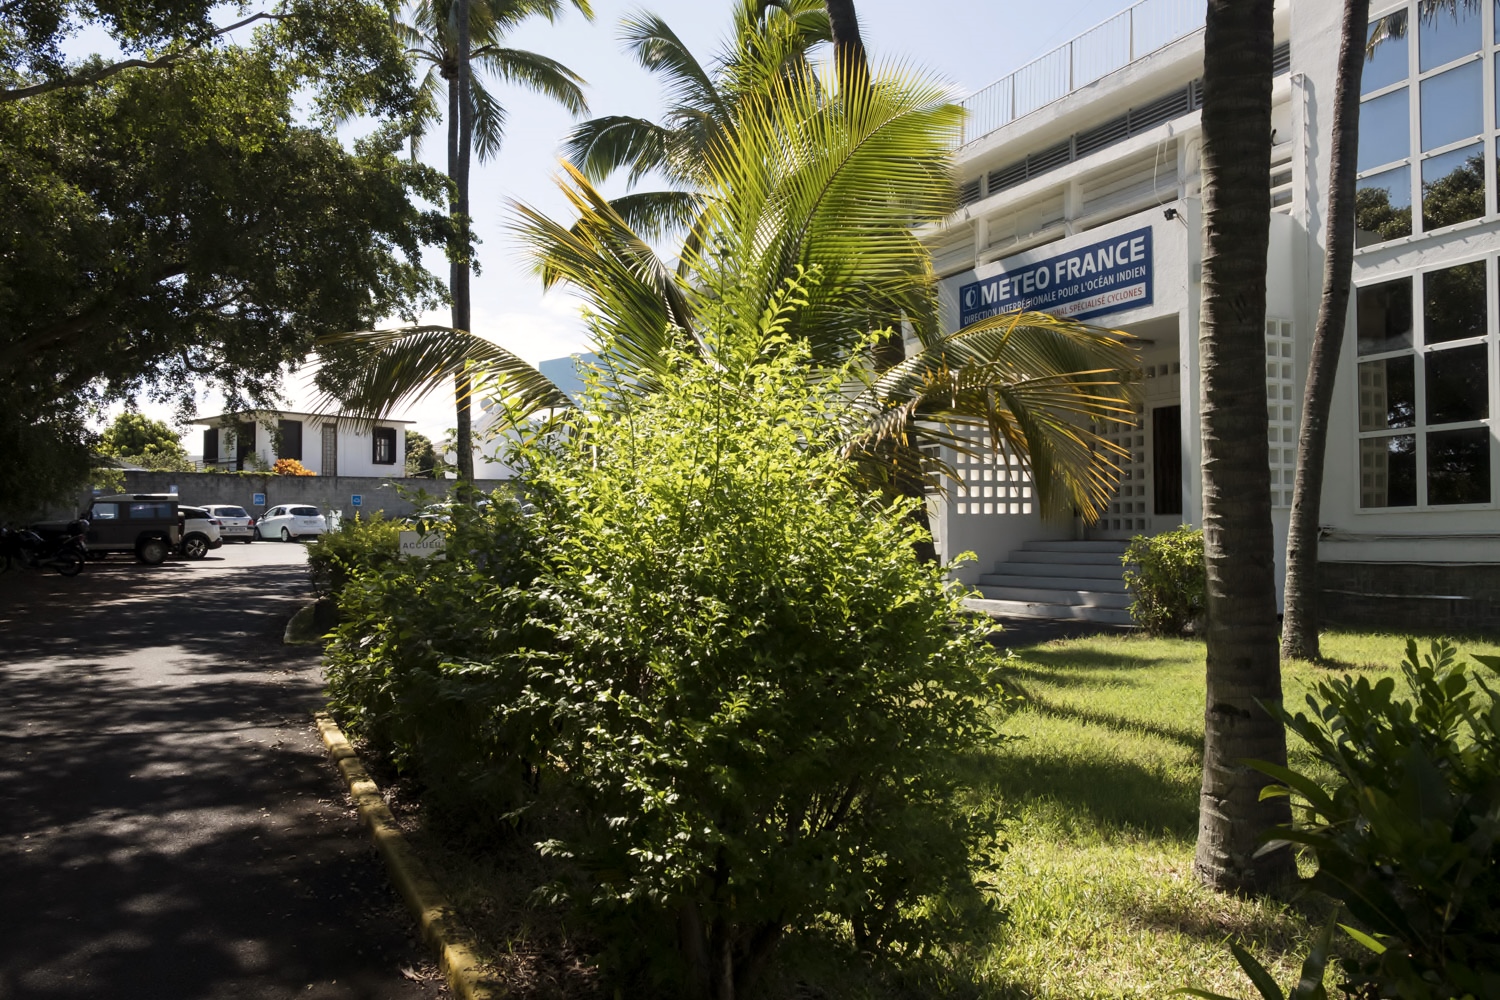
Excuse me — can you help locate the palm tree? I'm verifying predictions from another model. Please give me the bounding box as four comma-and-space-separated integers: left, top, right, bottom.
1194, 0, 1294, 894
320, 46, 1139, 521
1281, 0, 1370, 661
399, 0, 591, 478
559, 0, 829, 241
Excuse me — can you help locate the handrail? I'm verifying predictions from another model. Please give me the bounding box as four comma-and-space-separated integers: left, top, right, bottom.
960, 0, 1204, 145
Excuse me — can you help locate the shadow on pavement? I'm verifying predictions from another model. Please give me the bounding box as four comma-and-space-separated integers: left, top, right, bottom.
0, 549, 446, 999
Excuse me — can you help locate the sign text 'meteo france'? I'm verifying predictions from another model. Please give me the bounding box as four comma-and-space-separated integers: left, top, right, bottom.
959, 227, 1153, 326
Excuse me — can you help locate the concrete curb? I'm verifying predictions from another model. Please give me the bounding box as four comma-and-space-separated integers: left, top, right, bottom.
315, 713, 498, 1000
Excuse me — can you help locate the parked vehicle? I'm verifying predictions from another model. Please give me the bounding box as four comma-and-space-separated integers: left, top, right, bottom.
255, 504, 327, 542
34, 495, 181, 565
176, 506, 224, 560
200, 504, 255, 543
0, 524, 86, 576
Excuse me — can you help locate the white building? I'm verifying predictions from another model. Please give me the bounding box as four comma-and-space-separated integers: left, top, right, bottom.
190, 410, 411, 478
928, 0, 1500, 630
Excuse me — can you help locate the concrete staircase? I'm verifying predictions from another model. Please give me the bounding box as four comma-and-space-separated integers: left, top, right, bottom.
963, 540, 1135, 625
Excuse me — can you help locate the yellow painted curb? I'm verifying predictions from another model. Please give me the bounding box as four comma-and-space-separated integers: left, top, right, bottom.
316, 712, 500, 1000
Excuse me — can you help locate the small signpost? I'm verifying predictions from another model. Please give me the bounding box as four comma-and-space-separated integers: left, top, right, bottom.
351, 494, 362, 508
398, 530, 445, 560
252, 492, 266, 507
168, 484, 179, 495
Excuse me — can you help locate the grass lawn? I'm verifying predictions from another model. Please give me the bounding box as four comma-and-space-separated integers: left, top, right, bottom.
971, 629, 1500, 999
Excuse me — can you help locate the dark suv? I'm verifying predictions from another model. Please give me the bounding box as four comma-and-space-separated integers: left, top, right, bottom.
78, 495, 184, 565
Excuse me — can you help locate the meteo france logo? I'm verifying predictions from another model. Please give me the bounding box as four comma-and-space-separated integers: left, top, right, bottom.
959, 227, 1154, 327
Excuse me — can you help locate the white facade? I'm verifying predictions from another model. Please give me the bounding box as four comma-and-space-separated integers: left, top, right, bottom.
928, 0, 1500, 604
190, 411, 410, 479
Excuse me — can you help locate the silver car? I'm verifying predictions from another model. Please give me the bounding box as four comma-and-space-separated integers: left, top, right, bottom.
255, 504, 327, 542
201, 504, 255, 543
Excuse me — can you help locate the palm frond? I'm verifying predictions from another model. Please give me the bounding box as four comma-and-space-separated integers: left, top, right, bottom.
313, 326, 571, 425
477, 46, 588, 115
560, 114, 671, 186
602, 189, 706, 242
620, 11, 728, 123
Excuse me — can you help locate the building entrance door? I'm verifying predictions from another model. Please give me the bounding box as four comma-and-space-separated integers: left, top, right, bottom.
321, 424, 338, 476
1152, 404, 1183, 520
1088, 348, 1182, 540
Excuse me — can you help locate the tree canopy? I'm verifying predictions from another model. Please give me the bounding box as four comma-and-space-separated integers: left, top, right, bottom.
0, 2, 448, 514
98, 412, 185, 460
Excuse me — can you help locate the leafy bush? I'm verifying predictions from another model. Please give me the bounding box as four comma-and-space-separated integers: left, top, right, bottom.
305, 511, 402, 599
272, 457, 316, 476
322, 495, 551, 823
1121, 525, 1205, 635
1248, 640, 1500, 999
511, 301, 1005, 998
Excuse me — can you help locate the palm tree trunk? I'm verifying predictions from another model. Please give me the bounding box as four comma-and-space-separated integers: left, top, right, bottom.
824, 0, 867, 83
1280, 0, 1369, 661
1194, 0, 1294, 894
450, 0, 476, 480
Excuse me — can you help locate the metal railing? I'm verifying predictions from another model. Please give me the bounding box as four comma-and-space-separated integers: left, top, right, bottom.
960, 0, 1204, 145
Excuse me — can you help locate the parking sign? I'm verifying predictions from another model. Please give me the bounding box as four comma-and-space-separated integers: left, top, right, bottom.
351, 494, 362, 508
252, 492, 266, 506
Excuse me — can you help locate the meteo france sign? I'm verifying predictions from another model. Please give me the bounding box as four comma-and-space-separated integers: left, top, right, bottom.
959, 227, 1153, 326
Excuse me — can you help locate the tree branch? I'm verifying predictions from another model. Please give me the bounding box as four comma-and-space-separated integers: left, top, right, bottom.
0, 12, 285, 104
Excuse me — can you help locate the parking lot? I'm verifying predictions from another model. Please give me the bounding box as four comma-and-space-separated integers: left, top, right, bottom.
0, 540, 447, 999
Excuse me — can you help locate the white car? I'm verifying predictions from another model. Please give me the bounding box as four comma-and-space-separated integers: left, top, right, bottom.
255, 504, 328, 542
201, 504, 255, 543
177, 506, 224, 559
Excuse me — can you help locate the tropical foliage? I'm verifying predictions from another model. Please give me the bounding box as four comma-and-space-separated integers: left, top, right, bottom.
322, 8, 1139, 519
324, 299, 1008, 999
1121, 525, 1206, 636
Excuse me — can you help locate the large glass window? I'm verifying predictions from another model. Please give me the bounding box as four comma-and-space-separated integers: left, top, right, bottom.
1357, 3, 1496, 245
1354, 260, 1496, 509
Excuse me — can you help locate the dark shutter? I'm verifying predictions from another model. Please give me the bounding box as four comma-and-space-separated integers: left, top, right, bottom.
202, 428, 218, 464
278, 419, 303, 461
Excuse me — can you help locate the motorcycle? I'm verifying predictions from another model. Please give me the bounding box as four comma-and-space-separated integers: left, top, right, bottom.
0, 522, 88, 577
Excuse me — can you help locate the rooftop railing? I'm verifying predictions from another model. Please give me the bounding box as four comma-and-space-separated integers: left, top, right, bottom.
959, 0, 1205, 145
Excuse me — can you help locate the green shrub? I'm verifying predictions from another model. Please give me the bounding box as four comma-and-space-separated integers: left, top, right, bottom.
305, 511, 401, 599
1248, 639, 1500, 1000
515, 300, 1006, 998
1121, 525, 1205, 635
321, 494, 552, 824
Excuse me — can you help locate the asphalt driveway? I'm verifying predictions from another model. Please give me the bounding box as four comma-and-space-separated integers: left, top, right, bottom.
0, 543, 447, 999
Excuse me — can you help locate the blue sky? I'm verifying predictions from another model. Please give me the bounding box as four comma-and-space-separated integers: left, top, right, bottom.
91, 0, 1143, 441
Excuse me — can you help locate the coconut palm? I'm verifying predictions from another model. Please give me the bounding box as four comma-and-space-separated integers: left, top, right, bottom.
1281, 0, 1370, 661
1194, 0, 1294, 894
559, 0, 829, 240
320, 46, 1139, 520
399, 0, 591, 478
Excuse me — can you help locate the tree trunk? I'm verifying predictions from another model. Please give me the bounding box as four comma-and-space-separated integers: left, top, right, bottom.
1194, 0, 1295, 894
1280, 0, 1369, 661
450, 0, 476, 480
823, 0, 867, 84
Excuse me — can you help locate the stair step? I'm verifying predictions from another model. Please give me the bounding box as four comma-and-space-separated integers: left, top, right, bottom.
1020, 540, 1131, 553
991, 560, 1126, 581
963, 597, 1135, 625
974, 585, 1133, 609
979, 573, 1128, 593
1004, 548, 1130, 567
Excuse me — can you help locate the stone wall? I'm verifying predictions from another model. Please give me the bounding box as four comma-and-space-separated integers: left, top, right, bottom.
1319, 561, 1500, 634
107, 471, 514, 520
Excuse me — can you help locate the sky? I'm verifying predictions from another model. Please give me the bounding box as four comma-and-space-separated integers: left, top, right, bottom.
104, 0, 1142, 444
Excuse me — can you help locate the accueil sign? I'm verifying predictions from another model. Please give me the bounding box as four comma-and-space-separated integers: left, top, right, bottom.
398, 530, 446, 559
959, 227, 1154, 326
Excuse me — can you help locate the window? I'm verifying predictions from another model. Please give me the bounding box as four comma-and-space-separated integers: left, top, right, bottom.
128, 503, 174, 519
372, 426, 397, 465
90, 503, 119, 520
290, 506, 320, 517
1355, 259, 1494, 508
1356, 3, 1489, 246
278, 419, 303, 461
202, 428, 219, 464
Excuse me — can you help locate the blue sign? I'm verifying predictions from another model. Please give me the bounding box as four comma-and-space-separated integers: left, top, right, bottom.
959, 227, 1153, 326
351, 494, 362, 508
252, 492, 266, 506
